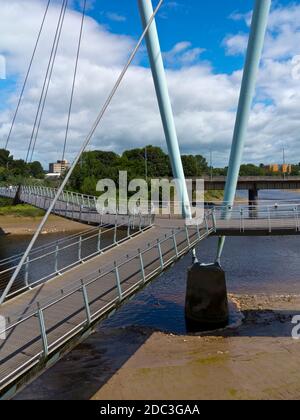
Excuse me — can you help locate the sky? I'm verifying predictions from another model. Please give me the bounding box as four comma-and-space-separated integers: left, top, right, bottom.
0, 0, 300, 168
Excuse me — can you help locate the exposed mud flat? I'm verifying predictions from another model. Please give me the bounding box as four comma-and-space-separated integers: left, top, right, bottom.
0, 215, 86, 235
16, 294, 300, 400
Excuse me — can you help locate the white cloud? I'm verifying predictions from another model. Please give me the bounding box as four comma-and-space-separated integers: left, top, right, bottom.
164, 41, 205, 67
0, 0, 300, 169
105, 12, 126, 23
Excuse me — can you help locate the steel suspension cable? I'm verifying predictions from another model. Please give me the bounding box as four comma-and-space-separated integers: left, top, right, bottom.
25, 0, 68, 163
61, 0, 87, 163
0, 0, 164, 305
4, 0, 51, 151
29, 0, 69, 163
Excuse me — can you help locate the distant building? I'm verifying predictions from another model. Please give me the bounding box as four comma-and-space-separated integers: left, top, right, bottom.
45, 173, 61, 179
49, 160, 70, 175
267, 164, 292, 174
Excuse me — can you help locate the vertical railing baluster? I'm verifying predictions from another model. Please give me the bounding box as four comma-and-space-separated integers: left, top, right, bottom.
114, 213, 118, 243
114, 263, 123, 301
24, 256, 30, 288
78, 236, 82, 261
212, 209, 217, 233
185, 226, 191, 248
97, 229, 101, 252
139, 249, 146, 283
204, 213, 209, 234
37, 305, 48, 358
157, 240, 164, 270
55, 244, 59, 274
127, 217, 131, 237
173, 231, 178, 257
81, 280, 91, 326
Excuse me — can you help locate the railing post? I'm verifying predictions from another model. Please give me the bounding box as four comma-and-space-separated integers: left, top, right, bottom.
196, 220, 201, 240
268, 207, 272, 233
55, 244, 59, 274
212, 208, 217, 232
78, 236, 82, 261
97, 229, 101, 252
37, 305, 48, 359
127, 217, 131, 237
24, 256, 30, 288
240, 208, 244, 232
114, 262, 123, 301
185, 226, 191, 248
173, 231, 178, 257
81, 280, 91, 326
204, 213, 209, 234
157, 239, 164, 269
114, 214, 118, 243
139, 249, 146, 283
294, 207, 299, 232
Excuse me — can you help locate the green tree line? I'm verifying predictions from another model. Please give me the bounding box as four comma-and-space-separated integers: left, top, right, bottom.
0, 149, 44, 184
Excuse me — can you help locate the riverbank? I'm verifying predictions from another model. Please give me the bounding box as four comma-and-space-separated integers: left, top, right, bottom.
0, 214, 87, 235
90, 294, 300, 400
15, 293, 300, 400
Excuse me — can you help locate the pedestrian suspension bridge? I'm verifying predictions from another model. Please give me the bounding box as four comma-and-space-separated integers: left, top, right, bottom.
0, 0, 295, 399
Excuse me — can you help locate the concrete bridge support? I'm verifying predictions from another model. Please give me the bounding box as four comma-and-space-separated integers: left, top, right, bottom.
185, 263, 229, 330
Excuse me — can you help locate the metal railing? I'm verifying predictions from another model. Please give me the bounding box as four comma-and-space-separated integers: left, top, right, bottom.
212, 203, 300, 232
0, 186, 155, 227
0, 217, 152, 302
0, 211, 215, 391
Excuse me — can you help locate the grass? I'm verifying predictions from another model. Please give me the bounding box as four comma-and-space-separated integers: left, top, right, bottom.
0, 199, 45, 218
205, 190, 224, 202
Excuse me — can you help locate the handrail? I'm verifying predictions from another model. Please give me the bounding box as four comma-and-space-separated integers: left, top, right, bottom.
0, 220, 152, 302
1, 211, 214, 330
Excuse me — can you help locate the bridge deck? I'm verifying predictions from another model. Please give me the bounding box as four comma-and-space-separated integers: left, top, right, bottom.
0, 219, 211, 397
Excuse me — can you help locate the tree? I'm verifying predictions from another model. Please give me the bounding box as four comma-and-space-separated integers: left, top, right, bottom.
182, 155, 208, 177
239, 164, 265, 176
0, 149, 11, 168
28, 161, 45, 178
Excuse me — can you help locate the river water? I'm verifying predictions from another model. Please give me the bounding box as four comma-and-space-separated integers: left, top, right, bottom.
6, 189, 300, 399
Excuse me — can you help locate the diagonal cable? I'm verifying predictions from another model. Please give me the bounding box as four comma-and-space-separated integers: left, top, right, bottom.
61, 0, 87, 163
4, 0, 51, 151
26, 0, 68, 163
0, 0, 164, 304
29, 0, 69, 162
